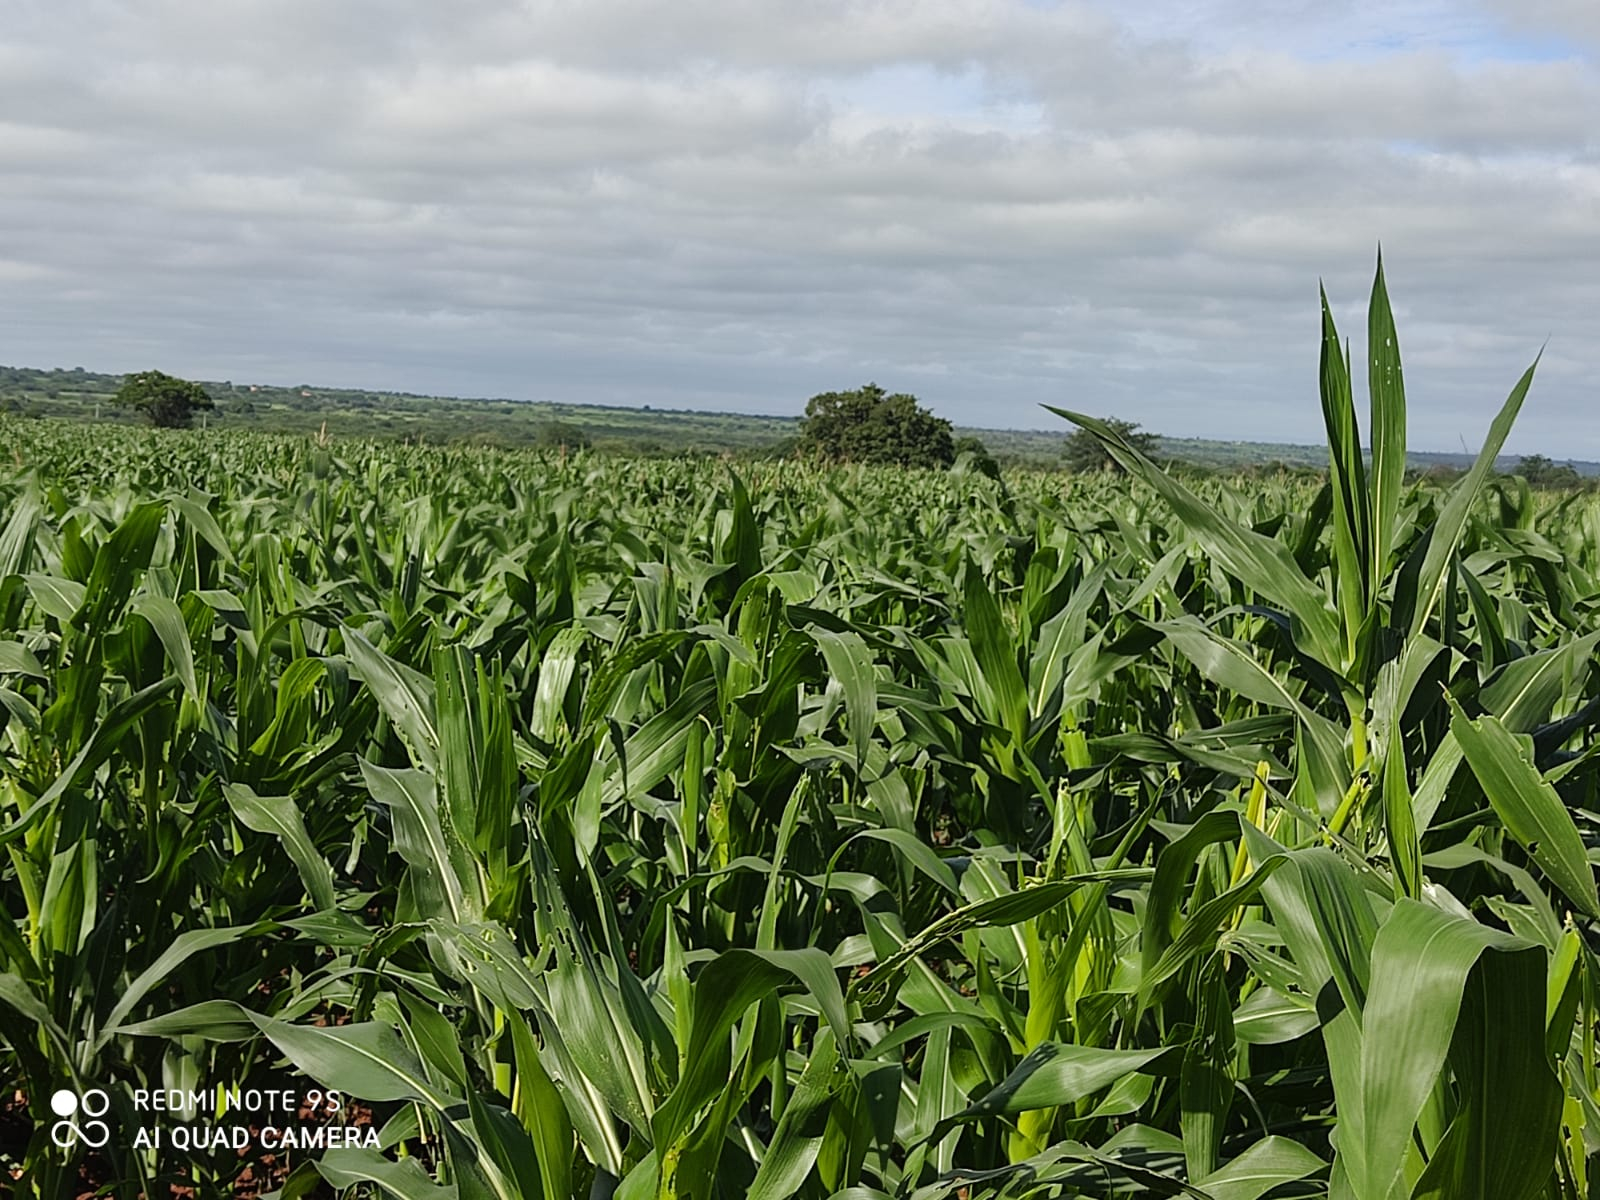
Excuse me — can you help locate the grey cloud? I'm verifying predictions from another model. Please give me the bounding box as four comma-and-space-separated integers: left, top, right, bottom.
1482, 0, 1600, 51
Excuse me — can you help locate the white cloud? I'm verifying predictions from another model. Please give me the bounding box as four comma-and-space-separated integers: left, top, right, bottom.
1, 0, 1598, 453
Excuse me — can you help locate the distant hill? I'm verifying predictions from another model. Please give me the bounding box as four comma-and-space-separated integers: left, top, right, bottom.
3, 362, 1596, 475
1143, 435, 1600, 477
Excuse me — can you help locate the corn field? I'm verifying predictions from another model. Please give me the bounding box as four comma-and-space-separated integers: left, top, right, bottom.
5, 264, 1600, 1198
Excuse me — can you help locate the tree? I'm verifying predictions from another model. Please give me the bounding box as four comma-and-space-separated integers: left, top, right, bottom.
1514, 454, 1581, 490
113, 369, 215, 429
798, 383, 955, 468
533, 421, 590, 451
1063, 417, 1159, 474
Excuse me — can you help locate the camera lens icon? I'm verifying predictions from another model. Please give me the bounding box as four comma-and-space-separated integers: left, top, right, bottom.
49, 1088, 111, 1149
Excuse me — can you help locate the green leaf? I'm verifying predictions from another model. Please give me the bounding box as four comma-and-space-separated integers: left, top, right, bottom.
360, 759, 481, 924
1246, 832, 1381, 1025
1027, 564, 1105, 717
1139, 863, 1286, 1003
1447, 698, 1600, 920
1181, 964, 1234, 1178
1232, 988, 1319, 1046
1383, 736, 1420, 901
78, 500, 165, 632
747, 1028, 848, 1200
466, 1090, 547, 1200
652, 947, 850, 1153
1366, 251, 1407, 597
850, 870, 1152, 1017
1359, 901, 1558, 1200
129, 593, 200, 703
508, 1009, 574, 1200
395, 988, 471, 1093
1155, 617, 1349, 807
531, 625, 585, 744
1318, 283, 1372, 671
810, 626, 878, 775
1406, 351, 1541, 638
117, 1000, 259, 1042
223, 784, 336, 912
0, 973, 73, 1059
97, 924, 271, 1048
245, 1011, 457, 1109
1196, 1136, 1327, 1200
0, 641, 45, 677
22, 573, 85, 623
846, 827, 958, 895
600, 677, 719, 807
345, 624, 439, 770
0, 676, 182, 846
315, 1148, 459, 1199
962, 562, 1029, 744
1479, 633, 1600, 732
172, 491, 238, 565
929, 1042, 1176, 1143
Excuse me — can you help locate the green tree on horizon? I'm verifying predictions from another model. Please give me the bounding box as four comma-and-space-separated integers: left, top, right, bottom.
1515, 453, 1582, 489
798, 382, 955, 468
112, 369, 215, 429
533, 420, 591, 451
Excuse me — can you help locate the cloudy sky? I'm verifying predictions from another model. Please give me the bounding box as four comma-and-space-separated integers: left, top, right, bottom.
4, 1, 1598, 452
